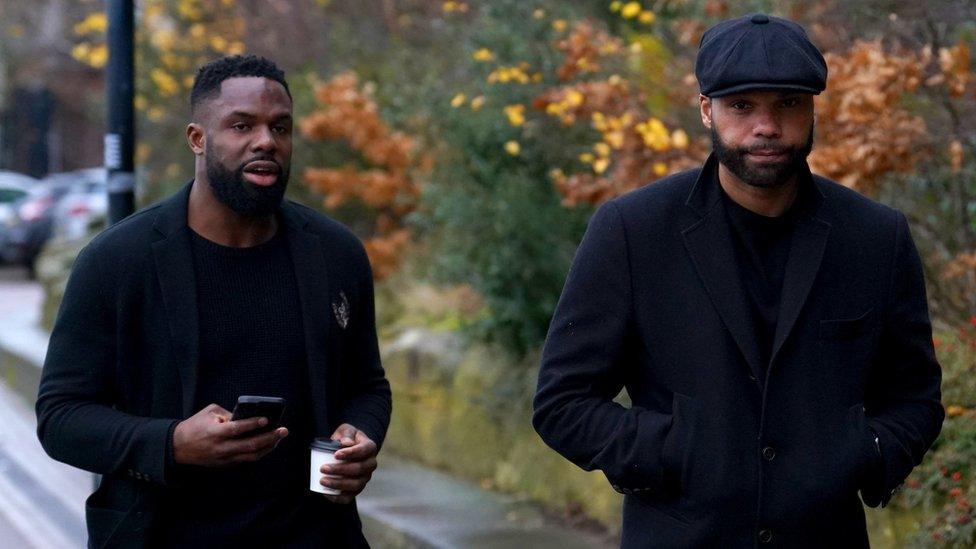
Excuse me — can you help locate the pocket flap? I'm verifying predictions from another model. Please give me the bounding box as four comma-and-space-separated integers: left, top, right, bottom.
820, 308, 874, 339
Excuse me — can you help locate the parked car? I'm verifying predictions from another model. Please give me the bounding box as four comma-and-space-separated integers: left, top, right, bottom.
0, 171, 39, 265
1, 168, 105, 277
50, 168, 108, 242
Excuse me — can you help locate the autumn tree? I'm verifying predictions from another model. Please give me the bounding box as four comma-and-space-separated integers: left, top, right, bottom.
300, 72, 425, 279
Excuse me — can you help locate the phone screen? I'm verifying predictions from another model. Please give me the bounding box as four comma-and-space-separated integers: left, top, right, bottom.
230, 396, 286, 434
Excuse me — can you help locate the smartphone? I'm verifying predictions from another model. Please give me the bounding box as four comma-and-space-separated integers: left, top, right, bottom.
230, 395, 286, 434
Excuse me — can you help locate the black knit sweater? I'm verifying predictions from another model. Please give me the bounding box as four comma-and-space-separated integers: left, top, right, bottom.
155, 228, 322, 546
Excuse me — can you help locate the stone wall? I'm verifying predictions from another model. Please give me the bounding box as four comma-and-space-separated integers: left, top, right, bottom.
381, 328, 623, 530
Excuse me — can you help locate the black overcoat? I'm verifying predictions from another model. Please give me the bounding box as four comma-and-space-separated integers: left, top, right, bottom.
35, 183, 392, 548
533, 156, 943, 548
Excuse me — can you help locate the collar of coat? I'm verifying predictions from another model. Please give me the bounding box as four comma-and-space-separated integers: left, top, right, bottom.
151, 180, 311, 238
146, 180, 333, 419
684, 152, 826, 220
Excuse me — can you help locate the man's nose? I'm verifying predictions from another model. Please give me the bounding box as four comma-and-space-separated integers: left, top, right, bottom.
752, 110, 781, 139
251, 125, 277, 152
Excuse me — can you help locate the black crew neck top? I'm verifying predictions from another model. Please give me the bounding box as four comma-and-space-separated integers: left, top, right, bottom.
721, 184, 804, 371
156, 227, 328, 546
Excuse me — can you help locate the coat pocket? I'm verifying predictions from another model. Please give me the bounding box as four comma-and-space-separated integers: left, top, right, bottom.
86, 503, 127, 549
848, 402, 882, 490
660, 392, 694, 497
85, 488, 147, 549
819, 308, 874, 340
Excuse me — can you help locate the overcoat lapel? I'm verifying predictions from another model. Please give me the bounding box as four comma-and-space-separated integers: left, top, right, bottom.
281, 202, 333, 435
682, 156, 765, 382
151, 184, 200, 417
769, 184, 830, 369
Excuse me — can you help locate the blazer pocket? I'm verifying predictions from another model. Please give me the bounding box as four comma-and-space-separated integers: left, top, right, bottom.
86, 503, 128, 549
820, 308, 874, 340
85, 488, 147, 549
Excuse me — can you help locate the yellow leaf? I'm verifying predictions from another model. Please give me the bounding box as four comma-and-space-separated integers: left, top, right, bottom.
593, 157, 609, 174
638, 11, 655, 24
71, 43, 91, 63
88, 44, 108, 68
147, 106, 166, 122
565, 90, 584, 107
552, 19, 567, 32
472, 48, 495, 62
621, 2, 642, 19
504, 140, 521, 155
653, 162, 668, 176
151, 68, 180, 97
210, 36, 228, 52
504, 104, 525, 126
470, 96, 485, 111
533, 9, 545, 19
579, 152, 595, 163
74, 12, 107, 36
150, 29, 176, 50
450, 93, 466, 108
671, 129, 689, 150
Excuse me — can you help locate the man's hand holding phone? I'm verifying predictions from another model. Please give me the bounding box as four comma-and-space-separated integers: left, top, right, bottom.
173, 402, 289, 467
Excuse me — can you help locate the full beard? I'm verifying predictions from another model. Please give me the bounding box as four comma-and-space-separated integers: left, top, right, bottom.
711, 125, 814, 189
204, 145, 289, 217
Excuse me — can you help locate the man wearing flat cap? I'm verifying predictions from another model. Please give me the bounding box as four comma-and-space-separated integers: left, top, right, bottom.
534, 13, 943, 548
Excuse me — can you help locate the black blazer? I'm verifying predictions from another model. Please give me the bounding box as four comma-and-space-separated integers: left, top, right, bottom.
533, 156, 943, 548
36, 183, 392, 548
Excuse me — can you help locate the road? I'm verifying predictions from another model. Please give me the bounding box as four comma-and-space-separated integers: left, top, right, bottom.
0, 265, 88, 548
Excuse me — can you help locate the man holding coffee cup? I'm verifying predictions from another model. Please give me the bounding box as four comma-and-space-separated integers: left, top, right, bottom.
36, 55, 391, 547
533, 13, 943, 548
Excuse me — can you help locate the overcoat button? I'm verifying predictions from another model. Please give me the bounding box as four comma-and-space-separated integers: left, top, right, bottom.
762, 446, 776, 461
759, 529, 773, 543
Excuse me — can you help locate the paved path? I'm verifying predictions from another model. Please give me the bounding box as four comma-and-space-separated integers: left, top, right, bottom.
0, 266, 89, 547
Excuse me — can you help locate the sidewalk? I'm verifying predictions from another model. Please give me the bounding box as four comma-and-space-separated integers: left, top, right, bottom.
0, 267, 614, 548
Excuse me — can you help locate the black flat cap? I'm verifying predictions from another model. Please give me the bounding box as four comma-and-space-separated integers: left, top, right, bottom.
695, 13, 827, 97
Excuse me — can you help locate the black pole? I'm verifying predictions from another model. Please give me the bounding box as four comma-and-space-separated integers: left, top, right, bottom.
105, 0, 135, 225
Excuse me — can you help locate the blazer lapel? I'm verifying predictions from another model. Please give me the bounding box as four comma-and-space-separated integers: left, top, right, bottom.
281, 202, 333, 435
769, 184, 830, 368
151, 183, 200, 417
682, 156, 765, 383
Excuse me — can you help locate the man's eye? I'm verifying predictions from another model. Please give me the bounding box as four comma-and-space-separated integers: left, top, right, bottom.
782, 98, 799, 107
272, 125, 289, 135
232, 123, 249, 131
731, 102, 750, 110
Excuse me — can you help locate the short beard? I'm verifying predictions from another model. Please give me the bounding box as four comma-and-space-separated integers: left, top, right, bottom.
204, 143, 289, 217
711, 124, 814, 189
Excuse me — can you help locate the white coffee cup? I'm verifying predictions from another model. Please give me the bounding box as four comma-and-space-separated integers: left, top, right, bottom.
310, 438, 343, 495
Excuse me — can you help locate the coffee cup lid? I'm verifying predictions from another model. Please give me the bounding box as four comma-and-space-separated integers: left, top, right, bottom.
310, 437, 343, 452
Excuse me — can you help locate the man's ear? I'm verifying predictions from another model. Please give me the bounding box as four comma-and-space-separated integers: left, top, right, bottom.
186, 122, 205, 155
699, 94, 712, 130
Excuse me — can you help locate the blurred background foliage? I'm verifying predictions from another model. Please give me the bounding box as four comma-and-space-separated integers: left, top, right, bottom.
3, 0, 974, 544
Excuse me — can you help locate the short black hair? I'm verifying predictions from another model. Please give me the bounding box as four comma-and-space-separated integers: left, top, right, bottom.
190, 55, 291, 115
